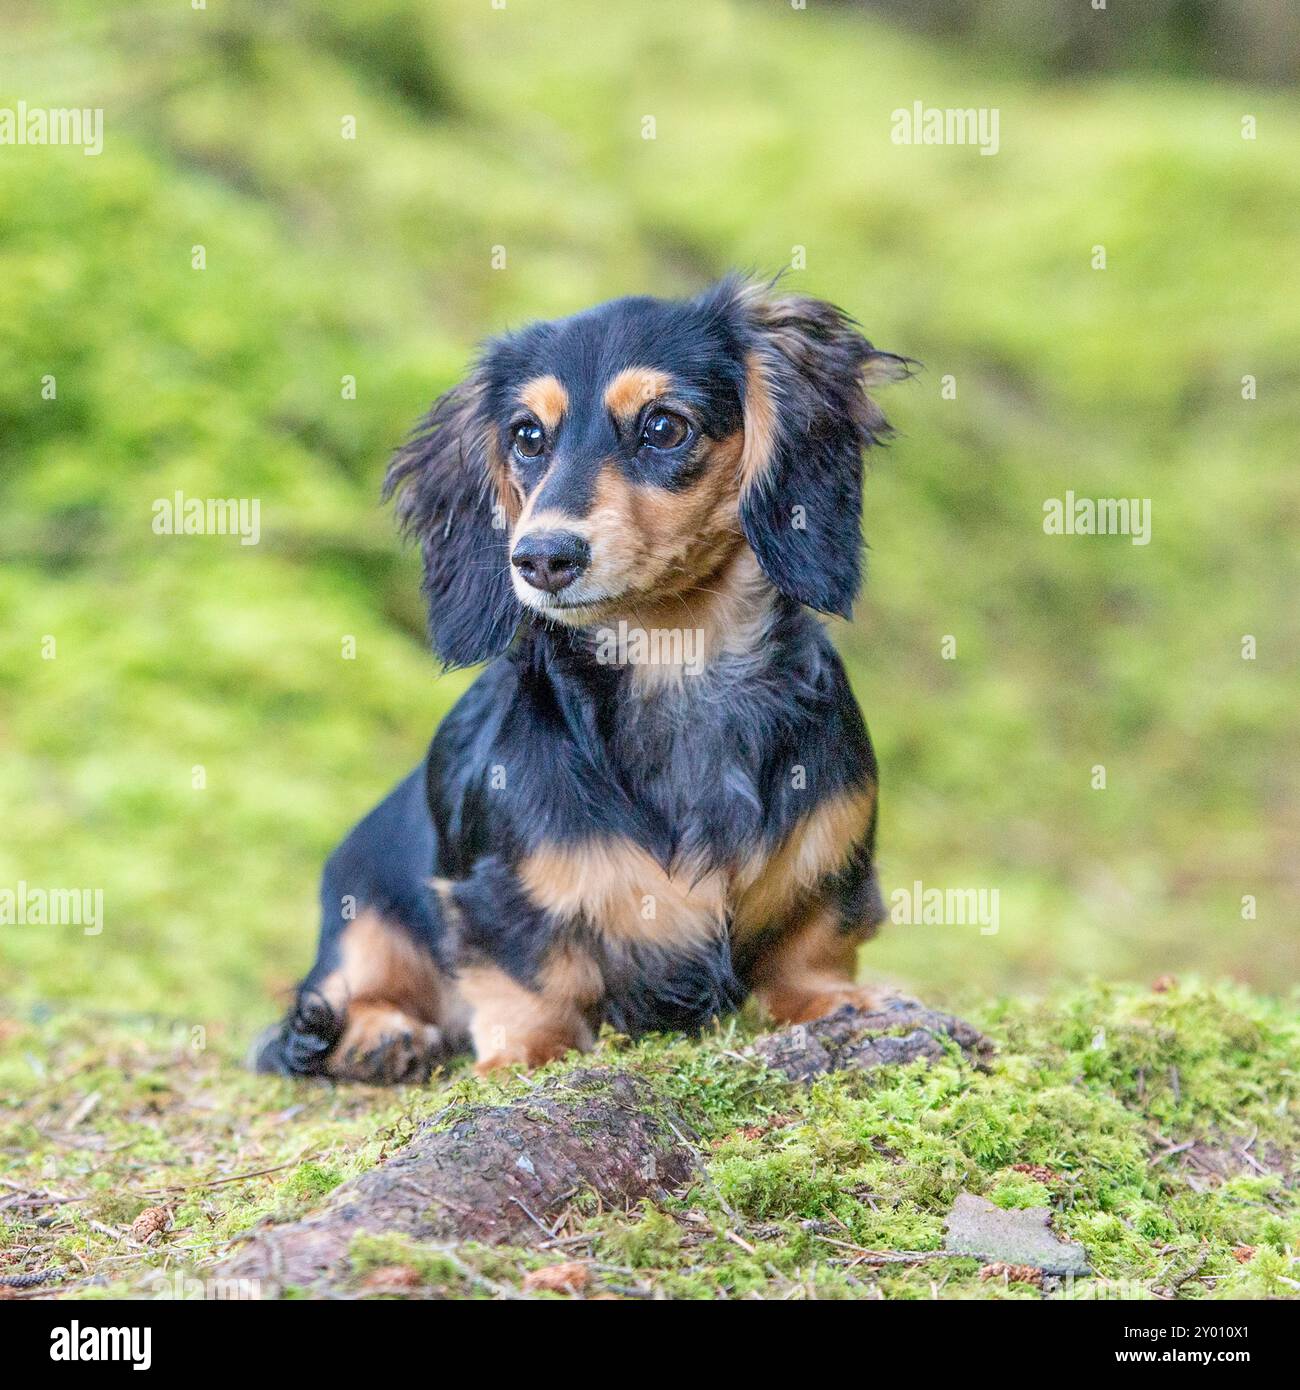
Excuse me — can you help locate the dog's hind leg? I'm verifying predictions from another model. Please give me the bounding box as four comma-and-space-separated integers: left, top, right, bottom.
251, 766, 469, 1084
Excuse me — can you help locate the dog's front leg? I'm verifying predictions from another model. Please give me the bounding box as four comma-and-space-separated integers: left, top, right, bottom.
458, 950, 602, 1074
434, 865, 603, 1074
749, 903, 887, 1025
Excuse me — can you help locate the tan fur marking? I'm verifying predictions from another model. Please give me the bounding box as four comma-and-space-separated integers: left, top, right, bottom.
317, 909, 443, 1022
519, 839, 727, 949
739, 351, 779, 494
518, 374, 569, 432
583, 439, 742, 603
748, 904, 885, 1025
624, 547, 773, 696
508, 430, 750, 630
603, 366, 675, 421
461, 950, 600, 1073
512, 501, 574, 538
733, 784, 876, 941
484, 427, 523, 524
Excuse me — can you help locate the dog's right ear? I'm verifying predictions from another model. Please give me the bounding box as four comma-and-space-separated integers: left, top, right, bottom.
383, 376, 523, 669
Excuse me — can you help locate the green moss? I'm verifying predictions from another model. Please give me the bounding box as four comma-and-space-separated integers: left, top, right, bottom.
282, 1161, 345, 1202
1, 980, 1293, 1298
347, 1233, 468, 1291
988, 1173, 1054, 1210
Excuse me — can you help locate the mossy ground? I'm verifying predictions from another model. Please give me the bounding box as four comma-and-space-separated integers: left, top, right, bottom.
2, 0, 1296, 1303
2, 981, 1296, 1300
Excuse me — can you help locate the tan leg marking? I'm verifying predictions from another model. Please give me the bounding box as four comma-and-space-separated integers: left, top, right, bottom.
461, 949, 602, 1074
316, 909, 461, 1081
732, 784, 876, 942
749, 905, 885, 1026
327, 1003, 446, 1084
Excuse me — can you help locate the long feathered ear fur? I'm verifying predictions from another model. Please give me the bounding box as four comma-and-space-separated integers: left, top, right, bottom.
725, 277, 911, 618
383, 377, 523, 668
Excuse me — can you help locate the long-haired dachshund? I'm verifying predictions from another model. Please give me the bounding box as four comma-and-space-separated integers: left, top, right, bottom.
255, 275, 909, 1082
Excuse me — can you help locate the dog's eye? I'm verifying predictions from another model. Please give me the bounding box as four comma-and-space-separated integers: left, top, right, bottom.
641, 410, 690, 451
511, 421, 546, 459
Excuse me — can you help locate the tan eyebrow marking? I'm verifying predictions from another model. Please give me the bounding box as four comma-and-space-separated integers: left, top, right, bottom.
603, 366, 675, 420
517, 375, 569, 432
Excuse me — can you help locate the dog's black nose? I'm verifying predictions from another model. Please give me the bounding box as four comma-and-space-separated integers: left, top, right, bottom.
511, 530, 591, 594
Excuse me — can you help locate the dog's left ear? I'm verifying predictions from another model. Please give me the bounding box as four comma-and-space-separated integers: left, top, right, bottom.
725, 279, 910, 617
383, 374, 524, 669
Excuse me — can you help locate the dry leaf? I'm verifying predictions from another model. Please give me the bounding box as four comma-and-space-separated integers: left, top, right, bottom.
523, 1261, 590, 1294
360, 1264, 422, 1291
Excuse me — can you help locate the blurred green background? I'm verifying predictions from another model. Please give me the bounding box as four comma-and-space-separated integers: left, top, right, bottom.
1, 0, 1296, 1040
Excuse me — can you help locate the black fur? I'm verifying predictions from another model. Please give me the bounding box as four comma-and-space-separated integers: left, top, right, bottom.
383, 383, 522, 668
727, 279, 911, 618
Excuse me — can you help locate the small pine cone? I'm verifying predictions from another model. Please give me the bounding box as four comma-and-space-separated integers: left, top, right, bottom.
0, 1267, 64, 1289
129, 1206, 171, 1243
523, 1261, 591, 1294
1010, 1163, 1059, 1184
979, 1262, 1043, 1287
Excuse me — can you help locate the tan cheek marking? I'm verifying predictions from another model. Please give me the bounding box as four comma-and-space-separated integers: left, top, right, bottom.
732, 784, 876, 940
518, 374, 569, 433
739, 351, 779, 494
635, 431, 743, 578
484, 427, 523, 524
460, 951, 600, 1073
603, 366, 675, 421
519, 838, 727, 950
579, 465, 645, 587
584, 433, 745, 601
316, 909, 445, 1024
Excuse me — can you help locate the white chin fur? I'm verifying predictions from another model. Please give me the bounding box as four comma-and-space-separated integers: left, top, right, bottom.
512, 580, 613, 624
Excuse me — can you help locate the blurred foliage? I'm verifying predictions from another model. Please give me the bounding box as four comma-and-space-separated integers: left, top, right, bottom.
852, 0, 1300, 84
0, 0, 1296, 1032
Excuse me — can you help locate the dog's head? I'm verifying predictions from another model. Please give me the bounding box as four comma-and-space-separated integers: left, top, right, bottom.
386, 276, 909, 668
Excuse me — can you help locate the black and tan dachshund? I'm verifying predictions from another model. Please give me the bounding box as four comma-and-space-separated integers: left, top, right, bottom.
254, 275, 910, 1082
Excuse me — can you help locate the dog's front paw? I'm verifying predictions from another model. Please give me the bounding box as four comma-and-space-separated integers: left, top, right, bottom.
472, 1033, 578, 1076
764, 981, 904, 1027
326, 1004, 447, 1084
